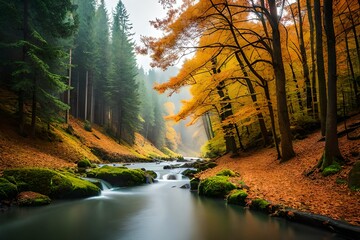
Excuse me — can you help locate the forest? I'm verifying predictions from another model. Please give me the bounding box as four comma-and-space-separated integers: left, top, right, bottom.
139, 0, 360, 169
0, 0, 197, 156
0, 0, 360, 238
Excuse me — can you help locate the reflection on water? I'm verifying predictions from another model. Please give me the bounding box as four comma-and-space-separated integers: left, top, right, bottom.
0, 162, 347, 240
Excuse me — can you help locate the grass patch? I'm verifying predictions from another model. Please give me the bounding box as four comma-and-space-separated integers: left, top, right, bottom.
216, 169, 236, 177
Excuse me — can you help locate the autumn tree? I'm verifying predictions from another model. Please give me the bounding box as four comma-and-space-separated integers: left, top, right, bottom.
141, 0, 295, 160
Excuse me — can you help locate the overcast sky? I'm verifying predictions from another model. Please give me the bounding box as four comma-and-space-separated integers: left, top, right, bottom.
104, 0, 168, 71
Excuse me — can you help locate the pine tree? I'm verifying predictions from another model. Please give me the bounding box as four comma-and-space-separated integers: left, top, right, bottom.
108, 0, 140, 144
0, 0, 77, 135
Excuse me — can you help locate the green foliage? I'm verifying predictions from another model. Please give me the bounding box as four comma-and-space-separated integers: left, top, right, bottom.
182, 169, 198, 178
3, 168, 100, 199
201, 137, 226, 158
0, 178, 18, 200
198, 176, 236, 198
86, 166, 146, 187
227, 190, 248, 206
250, 198, 270, 211
216, 169, 236, 177
322, 162, 342, 176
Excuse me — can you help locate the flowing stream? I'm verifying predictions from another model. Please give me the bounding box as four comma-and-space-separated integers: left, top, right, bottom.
0, 162, 348, 240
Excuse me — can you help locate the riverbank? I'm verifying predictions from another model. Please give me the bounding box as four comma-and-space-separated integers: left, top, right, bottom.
197, 114, 360, 227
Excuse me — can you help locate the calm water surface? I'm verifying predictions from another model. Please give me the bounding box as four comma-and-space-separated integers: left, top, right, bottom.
0, 162, 348, 240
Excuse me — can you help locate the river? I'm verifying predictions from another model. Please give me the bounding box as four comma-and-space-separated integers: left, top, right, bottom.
0, 162, 349, 240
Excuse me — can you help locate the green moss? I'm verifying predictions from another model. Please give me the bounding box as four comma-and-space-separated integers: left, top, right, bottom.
17, 192, 51, 207
3, 168, 100, 199
227, 190, 248, 206
198, 176, 236, 198
251, 198, 270, 210
77, 158, 92, 168
86, 166, 146, 187
322, 162, 342, 176
216, 169, 236, 177
0, 178, 18, 200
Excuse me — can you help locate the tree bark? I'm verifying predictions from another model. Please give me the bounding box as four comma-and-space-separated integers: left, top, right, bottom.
314, 0, 327, 136
320, 0, 343, 169
306, 0, 319, 117
268, 0, 295, 161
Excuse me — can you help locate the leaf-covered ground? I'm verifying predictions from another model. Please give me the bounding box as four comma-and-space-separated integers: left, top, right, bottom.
198, 114, 360, 226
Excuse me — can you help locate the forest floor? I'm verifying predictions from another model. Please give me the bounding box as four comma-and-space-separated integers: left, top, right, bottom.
197, 114, 360, 226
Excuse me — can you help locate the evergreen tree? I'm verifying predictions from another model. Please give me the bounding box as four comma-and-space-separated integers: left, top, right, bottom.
71, 0, 96, 120
108, 0, 140, 144
93, 0, 110, 125
0, 0, 77, 135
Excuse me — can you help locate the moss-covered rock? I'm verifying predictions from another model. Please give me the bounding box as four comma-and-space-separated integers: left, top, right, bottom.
17, 191, 51, 207
3, 168, 101, 199
77, 158, 92, 168
227, 190, 248, 206
190, 177, 200, 191
182, 169, 197, 178
198, 176, 236, 198
86, 166, 146, 187
250, 198, 270, 211
0, 177, 18, 200
348, 161, 360, 190
216, 169, 236, 177
322, 162, 342, 176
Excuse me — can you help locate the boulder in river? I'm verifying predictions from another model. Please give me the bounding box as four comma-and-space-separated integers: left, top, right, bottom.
17, 191, 51, 207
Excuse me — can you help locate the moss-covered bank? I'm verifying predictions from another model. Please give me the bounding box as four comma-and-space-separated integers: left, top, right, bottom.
2, 168, 101, 199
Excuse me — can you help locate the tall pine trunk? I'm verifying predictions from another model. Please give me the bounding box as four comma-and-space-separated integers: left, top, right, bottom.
320, 0, 342, 169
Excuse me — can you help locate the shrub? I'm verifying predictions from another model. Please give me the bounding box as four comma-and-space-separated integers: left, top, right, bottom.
216, 169, 236, 177
322, 162, 341, 176
198, 176, 236, 198
227, 190, 248, 206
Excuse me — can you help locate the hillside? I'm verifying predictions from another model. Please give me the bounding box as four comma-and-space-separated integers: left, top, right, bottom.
198, 114, 360, 226
0, 89, 174, 171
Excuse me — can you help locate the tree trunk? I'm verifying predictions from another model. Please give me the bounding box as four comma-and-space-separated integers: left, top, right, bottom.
306, 0, 319, 117
19, 0, 29, 135
268, 0, 295, 161
289, 63, 305, 111
296, 0, 313, 116
320, 0, 343, 169
264, 82, 281, 159
314, 0, 327, 136
31, 75, 36, 137
65, 48, 72, 124
84, 70, 88, 120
